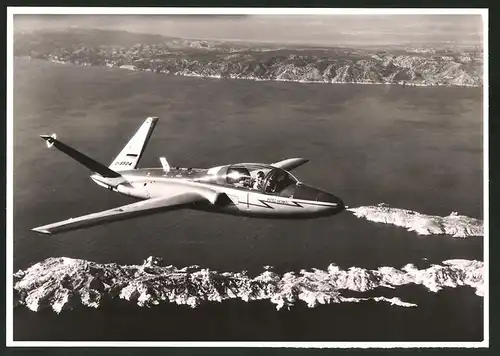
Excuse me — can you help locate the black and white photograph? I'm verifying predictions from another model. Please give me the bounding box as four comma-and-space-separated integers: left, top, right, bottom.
7, 8, 487, 346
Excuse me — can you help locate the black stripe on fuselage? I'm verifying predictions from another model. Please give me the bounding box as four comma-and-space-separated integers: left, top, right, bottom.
243, 199, 304, 209
246, 200, 273, 209
126, 153, 139, 157
260, 199, 303, 208
244, 199, 335, 209
298, 201, 338, 207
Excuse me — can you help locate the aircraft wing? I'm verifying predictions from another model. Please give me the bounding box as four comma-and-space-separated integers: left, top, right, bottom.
32, 192, 210, 235
271, 158, 309, 171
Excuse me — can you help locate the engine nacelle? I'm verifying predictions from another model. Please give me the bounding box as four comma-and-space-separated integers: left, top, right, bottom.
116, 183, 150, 199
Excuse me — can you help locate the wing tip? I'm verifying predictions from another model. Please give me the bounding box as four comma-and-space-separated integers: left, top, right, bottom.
31, 227, 52, 235
39, 133, 57, 148
146, 116, 159, 124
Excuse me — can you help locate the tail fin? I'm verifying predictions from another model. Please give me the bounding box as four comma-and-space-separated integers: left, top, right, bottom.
39, 134, 122, 178
109, 117, 159, 171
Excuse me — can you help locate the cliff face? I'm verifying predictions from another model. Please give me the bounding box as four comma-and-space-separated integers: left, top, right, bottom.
14, 256, 483, 313
14, 29, 483, 87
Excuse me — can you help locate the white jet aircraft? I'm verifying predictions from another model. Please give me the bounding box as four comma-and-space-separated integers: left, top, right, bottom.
32, 117, 345, 235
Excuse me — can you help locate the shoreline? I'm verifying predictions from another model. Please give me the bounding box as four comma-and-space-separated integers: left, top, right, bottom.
17, 56, 482, 89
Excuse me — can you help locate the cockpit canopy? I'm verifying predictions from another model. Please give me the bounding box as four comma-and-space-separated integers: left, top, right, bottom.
198, 163, 299, 197
227, 164, 299, 195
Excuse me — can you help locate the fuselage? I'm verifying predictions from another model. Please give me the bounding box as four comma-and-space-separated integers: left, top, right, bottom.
91, 163, 345, 219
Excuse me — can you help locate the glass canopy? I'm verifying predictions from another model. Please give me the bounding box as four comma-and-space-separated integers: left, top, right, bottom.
225, 164, 298, 195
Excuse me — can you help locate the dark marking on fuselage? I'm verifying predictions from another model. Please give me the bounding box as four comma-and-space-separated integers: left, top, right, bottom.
253, 199, 304, 209
299, 201, 338, 207
251, 200, 274, 209
264, 198, 303, 208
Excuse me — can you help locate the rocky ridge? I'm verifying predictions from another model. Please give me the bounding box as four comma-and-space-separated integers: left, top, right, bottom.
14, 29, 483, 87
14, 256, 483, 313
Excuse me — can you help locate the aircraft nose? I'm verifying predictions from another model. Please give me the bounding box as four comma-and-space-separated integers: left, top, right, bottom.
316, 191, 345, 211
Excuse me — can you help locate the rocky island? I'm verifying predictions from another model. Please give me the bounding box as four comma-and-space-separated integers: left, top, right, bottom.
14, 256, 483, 313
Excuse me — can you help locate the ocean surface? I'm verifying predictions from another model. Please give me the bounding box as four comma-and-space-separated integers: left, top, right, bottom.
12, 58, 484, 341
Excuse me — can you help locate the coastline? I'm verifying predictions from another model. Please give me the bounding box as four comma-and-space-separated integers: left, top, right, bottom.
18, 56, 482, 89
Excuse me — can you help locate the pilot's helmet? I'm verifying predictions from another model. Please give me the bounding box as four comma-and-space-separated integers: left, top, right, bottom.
256, 171, 264, 179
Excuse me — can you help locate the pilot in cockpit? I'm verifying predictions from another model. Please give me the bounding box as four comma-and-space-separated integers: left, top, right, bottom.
266, 175, 278, 193
234, 176, 251, 188
253, 171, 265, 190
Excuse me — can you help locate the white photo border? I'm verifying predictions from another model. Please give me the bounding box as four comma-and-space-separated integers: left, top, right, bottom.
5, 6, 489, 348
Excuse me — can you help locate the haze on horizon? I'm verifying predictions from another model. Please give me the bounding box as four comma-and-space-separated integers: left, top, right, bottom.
14, 14, 483, 48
